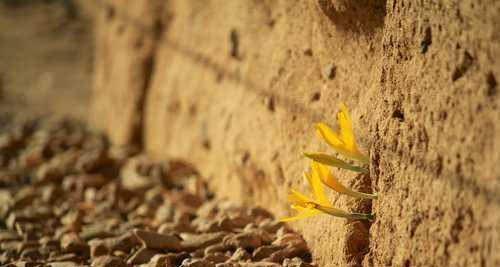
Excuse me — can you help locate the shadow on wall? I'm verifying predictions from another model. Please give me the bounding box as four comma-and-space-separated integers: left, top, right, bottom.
317, 0, 387, 35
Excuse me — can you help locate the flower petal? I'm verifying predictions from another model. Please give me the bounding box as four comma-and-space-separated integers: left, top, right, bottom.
280, 210, 319, 222
288, 189, 313, 206
304, 171, 330, 206
314, 162, 378, 200
315, 122, 344, 147
338, 103, 356, 149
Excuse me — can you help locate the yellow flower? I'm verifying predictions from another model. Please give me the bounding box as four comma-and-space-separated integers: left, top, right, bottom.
312, 161, 377, 200
281, 165, 374, 222
314, 104, 369, 164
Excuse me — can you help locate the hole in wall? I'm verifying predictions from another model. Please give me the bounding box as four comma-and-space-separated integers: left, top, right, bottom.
323, 63, 336, 80
451, 50, 474, 82
392, 109, 405, 122
317, 0, 387, 35
420, 26, 432, 54
202, 139, 211, 150
229, 29, 240, 60
265, 96, 275, 112
486, 72, 497, 97
310, 92, 321, 102
105, 6, 115, 21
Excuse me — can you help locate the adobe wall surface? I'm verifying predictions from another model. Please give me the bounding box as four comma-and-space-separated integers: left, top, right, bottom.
90, 1, 499, 266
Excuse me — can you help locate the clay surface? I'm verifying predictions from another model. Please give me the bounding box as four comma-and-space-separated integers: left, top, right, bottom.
91, 0, 500, 266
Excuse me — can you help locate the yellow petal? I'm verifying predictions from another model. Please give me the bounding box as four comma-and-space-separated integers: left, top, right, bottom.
288, 189, 313, 206
304, 171, 330, 206
314, 162, 378, 200
315, 122, 344, 147
313, 162, 350, 194
315, 122, 368, 163
304, 152, 368, 173
338, 103, 355, 149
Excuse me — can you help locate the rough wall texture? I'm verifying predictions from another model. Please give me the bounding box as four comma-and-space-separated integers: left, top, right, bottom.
89, 0, 162, 145
91, 0, 499, 266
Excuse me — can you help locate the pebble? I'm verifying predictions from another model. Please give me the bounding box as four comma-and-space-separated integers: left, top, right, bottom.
133, 229, 182, 251
0, 119, 315, 266
127, 248, 158, 265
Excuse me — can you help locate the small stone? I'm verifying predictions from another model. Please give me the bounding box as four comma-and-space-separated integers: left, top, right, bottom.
203, 252, 229, 264
0, 230, 21, 242
133, 229, 182, 251
154, 203, 175, 224
157, 221, 194, 234
217, 215, 252, 231
272, 233, 306, 248
47, 262, 80, 267
120, 156, 157, 191
265, 246, 308, 263
19, 247, 41, 260
10, 261, 42, 267
60, 233, 89, 255
48, 253, 80, 262
180, 258, 215, 267
258, 220, 285, 234
91, 255, 127, 267
180, 232, 226, 251
223, 232, 263, 249
247, 207, 274, 221
252, 245, 284, 261
283, 257, 316, 267
80, 224, 114, 241
214, 263, 241, 267
239, 262, 281, 267
89, 241, 108, 258
146, 254, 172, 267
127, 248, 158, 265
229, 247, 251, 261
204, 244, 232, 255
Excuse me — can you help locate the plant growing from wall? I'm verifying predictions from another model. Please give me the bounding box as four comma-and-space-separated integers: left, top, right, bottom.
282, 104, 376, 222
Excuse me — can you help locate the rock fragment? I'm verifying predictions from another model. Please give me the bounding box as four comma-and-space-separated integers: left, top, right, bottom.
133, 229, 182, 251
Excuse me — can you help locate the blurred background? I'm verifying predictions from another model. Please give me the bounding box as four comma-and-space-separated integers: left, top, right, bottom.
0, 0, 94, 122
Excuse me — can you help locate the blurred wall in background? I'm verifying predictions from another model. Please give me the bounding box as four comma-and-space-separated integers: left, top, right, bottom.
0, 0, 94, 122
90, 1, 499, 266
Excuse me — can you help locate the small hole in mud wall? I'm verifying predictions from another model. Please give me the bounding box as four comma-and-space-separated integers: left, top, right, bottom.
323, 63, 336, 80
105, 6, 115, 21
265, 96, 275, 112
310, 92, 321, 102
392, 108, 405, 122
229, 29, 240, 60
420, 26, 432, 54
202, 139, 211, 150
317, 0, 387, 34
486, 72, 497, 97
451, 51, 474, 82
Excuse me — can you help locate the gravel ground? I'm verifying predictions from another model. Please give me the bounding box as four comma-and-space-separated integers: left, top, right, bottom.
0, 118, 315, 267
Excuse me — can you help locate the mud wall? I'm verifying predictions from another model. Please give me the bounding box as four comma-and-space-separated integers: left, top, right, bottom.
90, 1, 500, 266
